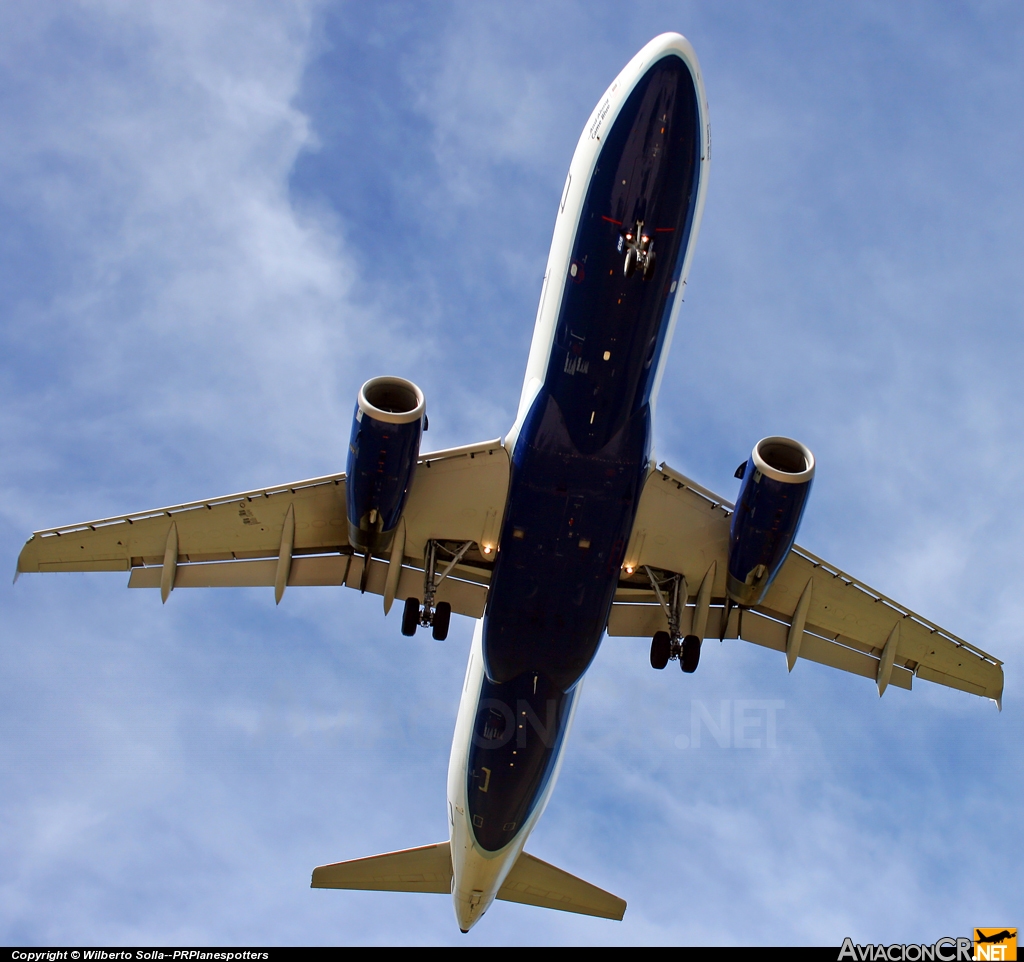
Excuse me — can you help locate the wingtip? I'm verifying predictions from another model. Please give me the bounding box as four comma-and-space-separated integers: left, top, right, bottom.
12, 567, 21, 585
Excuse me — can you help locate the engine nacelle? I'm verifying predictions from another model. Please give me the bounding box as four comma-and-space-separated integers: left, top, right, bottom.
346, 376, 425, 555
727, 436, 815, 606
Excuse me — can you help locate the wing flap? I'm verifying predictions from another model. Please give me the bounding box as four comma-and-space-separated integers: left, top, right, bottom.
311, 842, 452, 894
738, 609, 913, 691
608, 602, 914, 690
127, 555, 488, 618
497, 852, 626, 921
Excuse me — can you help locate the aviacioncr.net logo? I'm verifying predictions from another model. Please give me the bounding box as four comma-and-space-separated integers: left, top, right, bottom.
974, 929, 1017, 962
838, 937, 973, 961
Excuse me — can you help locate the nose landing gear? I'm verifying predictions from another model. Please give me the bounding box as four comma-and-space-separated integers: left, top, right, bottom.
620, 220, 657, 280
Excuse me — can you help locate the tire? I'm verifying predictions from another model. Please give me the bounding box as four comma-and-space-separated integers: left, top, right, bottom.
650, 630, 670, 669
402, 596, 420, 636
681, 634, 701, 673
642, 250, 657, 280
432, 602, 452, 641
623, 248, 637, 279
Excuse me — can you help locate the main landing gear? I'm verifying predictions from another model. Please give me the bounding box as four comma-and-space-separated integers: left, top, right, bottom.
649, 632, 702, 672
644, 565, 702, 674
620, 220, 657, 281
401, 539, 473, 641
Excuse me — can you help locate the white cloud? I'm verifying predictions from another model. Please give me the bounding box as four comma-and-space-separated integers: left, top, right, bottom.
0, 1, 405, 525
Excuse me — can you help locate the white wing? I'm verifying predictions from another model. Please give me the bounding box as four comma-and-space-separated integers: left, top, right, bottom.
17, 439, 509, 619
611, 463, 1004, 705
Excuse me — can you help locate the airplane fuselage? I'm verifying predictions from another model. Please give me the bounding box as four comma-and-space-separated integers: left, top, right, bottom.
446, 34, 710, 930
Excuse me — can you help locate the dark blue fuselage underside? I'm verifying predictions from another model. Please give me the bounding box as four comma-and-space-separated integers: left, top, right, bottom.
468, 53, 702, 851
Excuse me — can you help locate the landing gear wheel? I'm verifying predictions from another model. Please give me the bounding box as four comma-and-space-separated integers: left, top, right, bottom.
432, 602, 452, 641
681, 634, 701, 673
650, 630, 670, 669
642, 250, 657, 280
402, 596, 420, 636
623, 248, 637, 279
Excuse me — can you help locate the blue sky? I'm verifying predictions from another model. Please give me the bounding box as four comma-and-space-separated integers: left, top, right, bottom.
1, 1, 1021, 946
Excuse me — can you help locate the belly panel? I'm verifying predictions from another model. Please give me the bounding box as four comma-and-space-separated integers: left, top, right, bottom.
482, 55, 701, 692
483, 393, 649, 689
466, 670, 578, 852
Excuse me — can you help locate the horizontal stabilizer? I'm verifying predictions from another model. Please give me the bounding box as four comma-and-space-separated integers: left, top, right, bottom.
497, 851, 626, 921
312, 843, 626, 921
311, 842, 452, 894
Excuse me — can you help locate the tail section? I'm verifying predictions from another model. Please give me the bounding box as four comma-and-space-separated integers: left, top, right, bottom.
498, 851, 626, 921
311, 843, 626, 921
311, 841, 452, 894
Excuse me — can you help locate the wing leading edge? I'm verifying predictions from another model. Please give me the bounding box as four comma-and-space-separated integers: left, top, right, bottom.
611, 463, 1004, 706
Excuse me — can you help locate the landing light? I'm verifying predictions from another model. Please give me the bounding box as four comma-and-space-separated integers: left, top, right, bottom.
482, 544, 493, 555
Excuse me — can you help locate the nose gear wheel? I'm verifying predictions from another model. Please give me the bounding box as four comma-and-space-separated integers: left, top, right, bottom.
620, 220, 656, 280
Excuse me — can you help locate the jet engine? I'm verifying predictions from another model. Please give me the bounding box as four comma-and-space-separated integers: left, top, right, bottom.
346, 376, 425, 555
726, 436, 814, 606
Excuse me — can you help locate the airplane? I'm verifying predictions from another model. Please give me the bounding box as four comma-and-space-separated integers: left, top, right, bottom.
15, 32, 1005, 933
976, 932, 1015, 945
